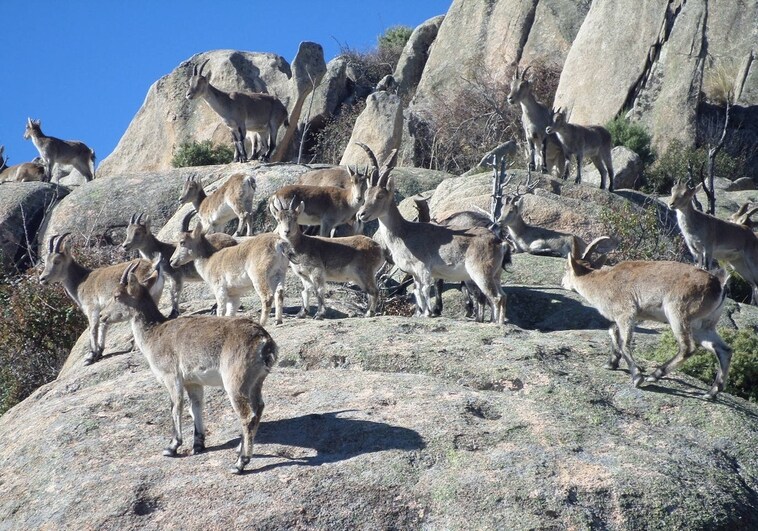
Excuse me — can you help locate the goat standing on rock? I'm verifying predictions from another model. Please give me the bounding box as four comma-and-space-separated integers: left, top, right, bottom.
186, 58, 289, 162
355, 143, 508, 323
546, 108, 614, 192
23, 118, 95, 182
563, 240, 732, 399
100, 262, 277, 474
39, 233, 164, 365
179, 173, 256, 236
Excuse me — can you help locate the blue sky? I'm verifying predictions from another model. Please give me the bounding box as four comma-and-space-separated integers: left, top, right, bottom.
1, 0, 450, 168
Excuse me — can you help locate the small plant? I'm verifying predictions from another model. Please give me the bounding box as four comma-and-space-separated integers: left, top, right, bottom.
643, 139, 745, 194
378, 25, 413, 59
606, 116, 656, 168
644, 328, 758, 402
599, 200, 682, 262
171, 140, 234, 168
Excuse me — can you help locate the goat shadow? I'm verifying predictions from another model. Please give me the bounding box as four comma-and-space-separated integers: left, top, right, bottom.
505, 285, 612, 332
205, 410, 426, 474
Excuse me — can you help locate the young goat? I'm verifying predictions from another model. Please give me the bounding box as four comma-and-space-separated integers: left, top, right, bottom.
122, 212, 237, 317
507, 66, 566, 176
170, 222, 288, 325
100, 262, 277, 474
355, 144, 508, 323
24, 118, 95, 182
186, 59, 289, 162
39, 233, 164, 365
545, 108, 614, 192
179, 173, 256, 236
0, 146, 47, 182
668, 180, 758, 304
563, 240, 732, 398
273, 167, 368, 237
269, 196, 384, 319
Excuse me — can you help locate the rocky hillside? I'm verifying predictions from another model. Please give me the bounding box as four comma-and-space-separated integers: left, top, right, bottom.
2, 1, 758, 528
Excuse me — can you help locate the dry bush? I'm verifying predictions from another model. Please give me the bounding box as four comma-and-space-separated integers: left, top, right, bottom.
311, 100, 366, 165
412, 60, 562, 174
0, 237, 129, 415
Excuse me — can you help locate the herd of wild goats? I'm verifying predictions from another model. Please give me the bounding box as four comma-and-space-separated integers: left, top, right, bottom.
4, 60, 756, 473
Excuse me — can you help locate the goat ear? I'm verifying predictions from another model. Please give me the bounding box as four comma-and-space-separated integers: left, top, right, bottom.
143, 215, 151, 230
385, 175, 396, 193
694, 182, 703, 194
296, 201, 305, 216
192, 221, 204, 238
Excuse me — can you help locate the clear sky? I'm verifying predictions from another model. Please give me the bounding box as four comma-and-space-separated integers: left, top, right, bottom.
1, 0, 450, 168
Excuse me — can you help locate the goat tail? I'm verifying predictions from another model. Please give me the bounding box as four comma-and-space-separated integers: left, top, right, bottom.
259, 336, 279, 370
243, 174, 256, 189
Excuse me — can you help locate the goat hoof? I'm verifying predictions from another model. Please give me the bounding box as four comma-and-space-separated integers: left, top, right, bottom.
296, 311, 307, 319
314, 314, 324, 321
632, 374, 645, 388
162, 448, 177, 457
169, 309, 180, 319
700, 392, 717, 401
192, 443, 205, 455
603, 362, 619, 370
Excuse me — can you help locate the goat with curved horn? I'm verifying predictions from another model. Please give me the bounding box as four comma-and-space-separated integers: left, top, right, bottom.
122, 211, 236, 317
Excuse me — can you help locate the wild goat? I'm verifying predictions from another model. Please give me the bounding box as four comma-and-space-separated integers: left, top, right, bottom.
122, 212, 237, 317
668, 180, 758, 304
100, 262, 277, 474
179, 173, 256, 236
730, 202, 758, 230
23, 118, 95, 182
563, 239, 732, 399
355, 144, 508, 323
0, 146, 46, 182
170, 221, 288, 326
272, 167, 367, 237
507, 66, 566, 176
186, 59, 289, 162
39, 233, 164, 365
545, 108, 614, 192
269, 196, 384, 319
496, 183, 616, 258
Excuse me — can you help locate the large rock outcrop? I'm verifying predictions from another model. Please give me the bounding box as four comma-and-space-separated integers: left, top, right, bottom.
340, 91, 404, 168
98, 47, 326, 177
2, 305, 758, 529
413, 0, 590, 107
554, 0, 758, 152
393, 15, 445, 97
0, 183, 68, 272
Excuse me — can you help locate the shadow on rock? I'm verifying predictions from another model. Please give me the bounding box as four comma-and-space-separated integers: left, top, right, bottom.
506, 286, 611, 331
227, 410, 425, 473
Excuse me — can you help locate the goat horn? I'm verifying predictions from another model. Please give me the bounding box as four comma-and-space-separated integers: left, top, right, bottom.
137, 212, 145, 224
198, 58, 210, 76
521, 65, 531, 80
379, 149, 399, 188
47, 234, 58, 254
180, 210, 196, 232
129, 213, 136, 225
288, 195, 297, 210
355, 142, 380, 185
54, 232, 71, 254
119, 261, 139, 286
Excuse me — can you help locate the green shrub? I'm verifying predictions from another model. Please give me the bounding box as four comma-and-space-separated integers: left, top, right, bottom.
644, 139, 746, 194
643, 328, 758, 402
171, 140, 234, 168
0, 270, 87, 415
606, 116, 655, 168
599, 200, 683, 262
378, 25, 413, 58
